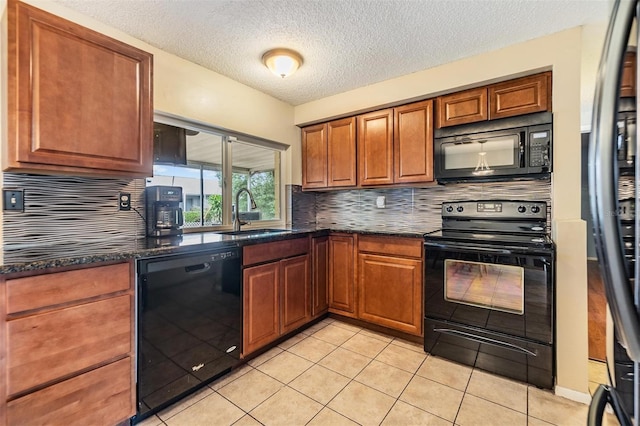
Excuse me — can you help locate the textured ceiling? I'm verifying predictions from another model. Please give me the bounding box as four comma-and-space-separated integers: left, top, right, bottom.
52, 0, 609, 106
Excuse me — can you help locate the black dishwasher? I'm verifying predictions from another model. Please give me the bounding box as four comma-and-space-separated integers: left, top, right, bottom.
134, 247, 241, 423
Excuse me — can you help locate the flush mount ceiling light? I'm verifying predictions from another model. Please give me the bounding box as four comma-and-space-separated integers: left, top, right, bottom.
262, 48, 303, 78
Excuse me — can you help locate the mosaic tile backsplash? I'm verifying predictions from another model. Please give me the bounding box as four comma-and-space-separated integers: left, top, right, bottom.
2, 173, 551, 264
292, 179, 553, 233
2, 173, 146, 263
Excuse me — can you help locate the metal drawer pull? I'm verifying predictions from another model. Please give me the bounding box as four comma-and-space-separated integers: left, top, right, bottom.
434, 328, 538, 357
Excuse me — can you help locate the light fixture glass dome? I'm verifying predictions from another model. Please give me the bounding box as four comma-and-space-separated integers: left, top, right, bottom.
262, 48, 303, 78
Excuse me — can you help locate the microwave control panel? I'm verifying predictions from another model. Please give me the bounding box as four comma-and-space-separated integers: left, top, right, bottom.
529, 129, 551, 168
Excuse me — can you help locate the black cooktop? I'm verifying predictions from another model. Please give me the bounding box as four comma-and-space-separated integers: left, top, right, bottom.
424, 229, 554, 250
424, 200, 554, 251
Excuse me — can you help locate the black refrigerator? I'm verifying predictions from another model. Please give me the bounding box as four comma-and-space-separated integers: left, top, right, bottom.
589, 1, 640, 425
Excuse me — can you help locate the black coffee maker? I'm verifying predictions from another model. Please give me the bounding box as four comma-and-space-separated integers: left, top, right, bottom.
145, 186, 184, 237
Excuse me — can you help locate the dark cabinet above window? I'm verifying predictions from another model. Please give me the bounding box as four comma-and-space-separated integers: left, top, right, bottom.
153, 123, 187, 165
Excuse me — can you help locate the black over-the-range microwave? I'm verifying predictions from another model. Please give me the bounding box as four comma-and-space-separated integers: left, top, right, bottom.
434, 112, 552, 183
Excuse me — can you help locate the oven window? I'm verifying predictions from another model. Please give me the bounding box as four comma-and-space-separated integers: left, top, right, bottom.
443, 135, 518, 172
444, 259, 524, 314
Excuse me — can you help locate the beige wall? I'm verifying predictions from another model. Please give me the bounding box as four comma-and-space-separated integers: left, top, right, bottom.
294, 27, 599, 397
1, 0, 299, 185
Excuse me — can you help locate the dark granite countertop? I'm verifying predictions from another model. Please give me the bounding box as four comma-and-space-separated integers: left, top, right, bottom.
0, 226, 427, 275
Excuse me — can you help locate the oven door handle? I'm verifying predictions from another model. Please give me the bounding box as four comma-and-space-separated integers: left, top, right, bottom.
433, 327, 538, 357
424, 241, 514, 255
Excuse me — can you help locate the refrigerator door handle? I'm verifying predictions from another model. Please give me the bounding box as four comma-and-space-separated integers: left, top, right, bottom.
587, 385, 633, 426
589, 0, 640, 362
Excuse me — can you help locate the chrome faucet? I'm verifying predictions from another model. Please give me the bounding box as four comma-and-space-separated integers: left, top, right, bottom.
233, 188, 257, 231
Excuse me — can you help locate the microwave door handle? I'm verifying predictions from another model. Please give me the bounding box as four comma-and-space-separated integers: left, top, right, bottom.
590, 0, 640, 362
519, 132, 526, 168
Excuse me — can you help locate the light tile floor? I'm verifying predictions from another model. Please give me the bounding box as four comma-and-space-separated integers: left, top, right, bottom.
138, 318, 619, 426
588, 359, 609, 395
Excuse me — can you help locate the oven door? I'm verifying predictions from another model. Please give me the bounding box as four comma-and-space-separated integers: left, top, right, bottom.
424, 241, 554, 344
434, 129, 525, 181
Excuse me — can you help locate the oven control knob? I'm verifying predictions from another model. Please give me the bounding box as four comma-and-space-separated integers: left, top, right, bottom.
445, 206, 454, 213
456, 206, 464, 213
531, 206, 541, 214
518, 205, 527, 213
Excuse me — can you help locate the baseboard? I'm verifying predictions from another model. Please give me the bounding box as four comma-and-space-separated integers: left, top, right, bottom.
554, 386, 592, 405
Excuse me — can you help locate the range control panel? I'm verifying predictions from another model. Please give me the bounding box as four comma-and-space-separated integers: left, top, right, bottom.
442, 200, 548, 220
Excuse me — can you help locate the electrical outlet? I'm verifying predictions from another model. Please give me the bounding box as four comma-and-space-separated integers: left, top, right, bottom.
119, 192, 131, 211
3, 189, 24, 211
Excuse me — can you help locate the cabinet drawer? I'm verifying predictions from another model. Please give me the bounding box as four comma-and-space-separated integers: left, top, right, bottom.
7, 357, 134, 426
7, 294, 132, 396
243, 237, 309, 266
358, 235, 423, 259
7, 262, 131, 315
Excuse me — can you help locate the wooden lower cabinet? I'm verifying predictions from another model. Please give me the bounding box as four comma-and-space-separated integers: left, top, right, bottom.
312, 236, 329, 317
358, 253, 423, 336
328, 234, 357, 317
243, 262, 280, 355
0, 261, 135, 426
281, 255, 311, 334
242, 238, 312, 356
7, 357, 133, 426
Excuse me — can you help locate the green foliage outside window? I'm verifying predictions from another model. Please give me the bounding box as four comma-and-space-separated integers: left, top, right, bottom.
233, 171, 275, 220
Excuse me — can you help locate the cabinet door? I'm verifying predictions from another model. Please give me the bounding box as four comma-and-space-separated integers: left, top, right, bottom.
7, 0, 153, 178
243, 263, 280, 355
328, 117, 357, 187
329, 235, 357, 317
280, 255, 311, 334
312, 236, 329, 317
358, 109, 394, 186
621, 52, 636, 98
302, 124, 328, 189
358, 253, 423, 336
394, 100, 434, 184
489, 72, 551, 120
436, 87, 488, 128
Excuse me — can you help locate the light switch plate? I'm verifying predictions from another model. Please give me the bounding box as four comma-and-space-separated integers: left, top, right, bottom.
3, 189, 24, 211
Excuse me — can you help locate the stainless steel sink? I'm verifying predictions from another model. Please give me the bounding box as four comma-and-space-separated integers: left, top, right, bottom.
215, 228, 291, 236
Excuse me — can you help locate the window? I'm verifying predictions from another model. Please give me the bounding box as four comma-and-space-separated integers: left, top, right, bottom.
232, 141, 280, 222
146, 118, 285, 230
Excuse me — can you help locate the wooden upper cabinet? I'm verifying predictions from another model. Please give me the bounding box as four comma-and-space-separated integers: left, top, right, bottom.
437, 72, 552, 127
394, 100, 434, 184
6, 0, 153, 178
327, 117, 357, 187
301, 124, 328, 189
621, 51, 636, 98
489, 72, 551, 120
436, 87, 488, 128
302, 118, 356, 190
358, 109, 394, 186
